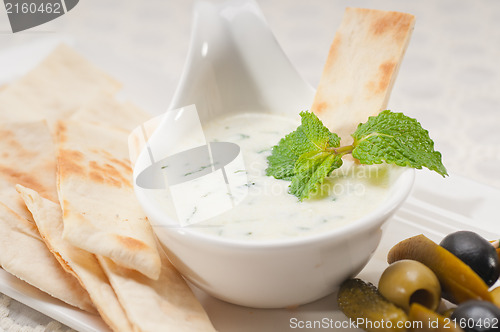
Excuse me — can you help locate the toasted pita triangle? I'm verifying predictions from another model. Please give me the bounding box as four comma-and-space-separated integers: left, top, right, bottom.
97, 251, 217, 332
17, 185, 134, 332
0, 201, 95, 313
56, 120, 161, 280
0, 44, 121, 124
0, 121, 58, 222
311, 8, 415, 143
70, 92, 150, 131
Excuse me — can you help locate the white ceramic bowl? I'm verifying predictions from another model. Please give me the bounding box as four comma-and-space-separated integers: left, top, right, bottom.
133, 0, 415, 308
138, 170, 414, 309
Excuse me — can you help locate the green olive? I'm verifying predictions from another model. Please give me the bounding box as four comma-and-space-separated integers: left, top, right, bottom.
378, 259, 441, 312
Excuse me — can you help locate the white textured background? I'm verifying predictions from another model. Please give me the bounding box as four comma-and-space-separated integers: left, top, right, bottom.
0, 0, 499, 330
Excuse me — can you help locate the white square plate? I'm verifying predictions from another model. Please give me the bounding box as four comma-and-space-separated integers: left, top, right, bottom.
1, 40, 498, 332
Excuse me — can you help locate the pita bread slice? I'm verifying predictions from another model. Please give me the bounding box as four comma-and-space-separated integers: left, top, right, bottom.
97, 252, 217, 332
0, 44, 121, 124
17, 185, 134, 332
56, 120, 161, 280
0, 121, 58, 222
0, 201, 95, 313
311, 8, 415, 143
70, 92, 150, 131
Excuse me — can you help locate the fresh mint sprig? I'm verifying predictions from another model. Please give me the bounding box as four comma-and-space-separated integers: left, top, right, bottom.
266, 110, 447, 201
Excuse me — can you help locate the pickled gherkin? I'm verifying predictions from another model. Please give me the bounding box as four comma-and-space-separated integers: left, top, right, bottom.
338, 278, 409, 331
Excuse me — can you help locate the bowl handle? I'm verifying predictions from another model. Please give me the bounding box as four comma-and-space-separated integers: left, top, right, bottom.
168, 0, 315, 121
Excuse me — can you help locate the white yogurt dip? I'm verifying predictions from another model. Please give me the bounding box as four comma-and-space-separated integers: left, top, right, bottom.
152, 112, 401, 241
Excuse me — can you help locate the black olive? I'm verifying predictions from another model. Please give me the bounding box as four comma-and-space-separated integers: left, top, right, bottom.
440, 231, 500, 287
451, 300, 500, 332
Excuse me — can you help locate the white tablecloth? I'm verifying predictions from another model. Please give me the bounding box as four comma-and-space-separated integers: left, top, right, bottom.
0, 0, 499, 330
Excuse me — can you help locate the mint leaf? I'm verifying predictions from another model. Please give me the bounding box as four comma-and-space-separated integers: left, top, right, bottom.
290, 152, 343, 200
351, 110, 447, 176
266, 111, 340, 180
265, 130, 301, 180
266, 110, 447, 201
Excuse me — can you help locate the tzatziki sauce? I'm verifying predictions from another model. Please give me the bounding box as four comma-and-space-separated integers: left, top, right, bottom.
153, 112, 402, 241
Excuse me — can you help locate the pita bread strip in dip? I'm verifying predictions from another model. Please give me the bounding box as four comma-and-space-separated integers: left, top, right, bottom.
311, 7, 415, 144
